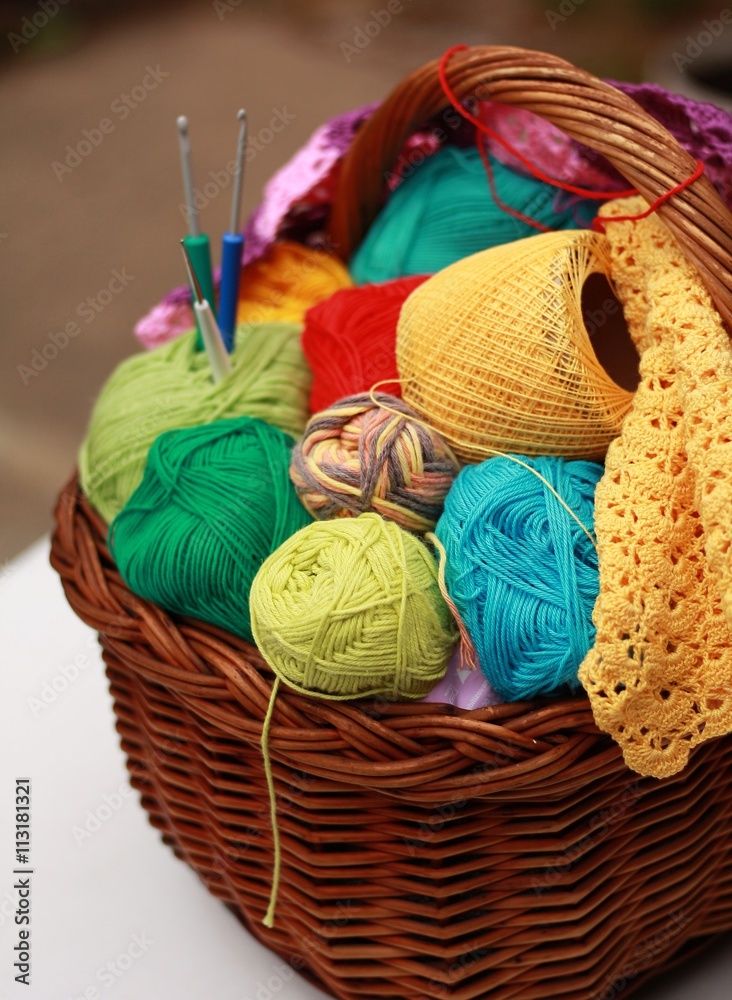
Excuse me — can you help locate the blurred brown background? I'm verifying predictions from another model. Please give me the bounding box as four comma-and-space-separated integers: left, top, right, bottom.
2, 0, 731, 563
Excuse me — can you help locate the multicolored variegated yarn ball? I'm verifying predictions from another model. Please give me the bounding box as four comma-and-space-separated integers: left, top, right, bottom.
290, 392, 460, 534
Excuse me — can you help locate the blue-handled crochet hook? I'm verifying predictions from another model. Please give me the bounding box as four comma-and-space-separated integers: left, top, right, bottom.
177, 115, 216, 350
218, 109, 248, 352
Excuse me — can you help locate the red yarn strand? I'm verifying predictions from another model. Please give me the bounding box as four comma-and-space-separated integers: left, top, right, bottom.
592, 159, 705, 232
476, 132, 552, 234
438, 45, 638, 201
438, 45, 706, 236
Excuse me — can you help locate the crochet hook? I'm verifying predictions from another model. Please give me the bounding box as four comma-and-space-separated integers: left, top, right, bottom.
177, 115, 216, 350
217, 109, 248, 353
180, 240, 232, 383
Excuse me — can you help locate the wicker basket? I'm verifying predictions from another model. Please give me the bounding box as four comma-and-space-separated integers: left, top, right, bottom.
51, 47, 732, 1000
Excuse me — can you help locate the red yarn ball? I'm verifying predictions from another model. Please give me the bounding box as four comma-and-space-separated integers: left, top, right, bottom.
302, 275, 428, 414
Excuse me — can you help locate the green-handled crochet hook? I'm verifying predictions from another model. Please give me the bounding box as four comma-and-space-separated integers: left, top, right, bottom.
177, 115, 215, 350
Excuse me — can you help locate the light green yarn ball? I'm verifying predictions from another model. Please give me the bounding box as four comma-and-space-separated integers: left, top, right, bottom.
79, 323, 311, 523
250, 513, 458, 700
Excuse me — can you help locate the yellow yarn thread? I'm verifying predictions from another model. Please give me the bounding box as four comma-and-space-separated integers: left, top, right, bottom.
261, 676, 281, 929
237, 240, 352, 327
252, 513, 458, 927
425, 532, 478, 672
396, 229, 634, 463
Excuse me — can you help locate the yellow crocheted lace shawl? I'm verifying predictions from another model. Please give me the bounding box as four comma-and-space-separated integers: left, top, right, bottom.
579, 196, 732, 779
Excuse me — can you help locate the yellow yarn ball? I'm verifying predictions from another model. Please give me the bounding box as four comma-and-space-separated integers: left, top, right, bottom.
250, 513, 457, 700
396, 229, 635, 463
237, 241, 352, 327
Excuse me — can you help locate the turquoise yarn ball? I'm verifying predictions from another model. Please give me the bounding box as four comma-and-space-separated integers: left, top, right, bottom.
108, 416, 312, 644
350, 146, 598, 284
435, 455, 603, 701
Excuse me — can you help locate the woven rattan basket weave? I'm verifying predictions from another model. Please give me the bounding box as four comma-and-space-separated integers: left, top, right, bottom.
51, 47, 732, 1000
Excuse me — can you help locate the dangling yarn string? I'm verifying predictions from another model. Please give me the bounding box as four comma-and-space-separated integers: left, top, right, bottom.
476, 131, 551, 234
262, 676, 282, 929
251, 513, 457, 927
426, 532, 478, 672
368, 381, 597, 550
437, 45, 704, 233
438, 45, 638, 201
591, 159, 705, 232
438, 45, 705, 230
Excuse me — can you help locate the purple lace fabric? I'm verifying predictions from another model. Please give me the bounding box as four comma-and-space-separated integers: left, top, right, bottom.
135, 83, 732, 348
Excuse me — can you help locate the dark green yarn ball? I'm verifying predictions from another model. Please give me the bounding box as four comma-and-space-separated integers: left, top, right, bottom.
108, 416, 312, 643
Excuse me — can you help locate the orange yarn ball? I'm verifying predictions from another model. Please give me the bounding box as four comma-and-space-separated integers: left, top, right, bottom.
236, 240, 352, 328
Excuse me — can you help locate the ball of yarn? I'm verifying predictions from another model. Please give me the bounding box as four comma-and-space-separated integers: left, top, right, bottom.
79, 323, 310, 523
290, 393, 460, 533
236, 240, 352, 328
250, 514, 457, 700
350, 146, 598, 285
108, 416, 312, 644
302, 275, 427, 413
397, 229, 634, 463
435, 455, 603, 701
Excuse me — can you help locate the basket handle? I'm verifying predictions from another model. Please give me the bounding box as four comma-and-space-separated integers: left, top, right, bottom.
327, 45, 732, 332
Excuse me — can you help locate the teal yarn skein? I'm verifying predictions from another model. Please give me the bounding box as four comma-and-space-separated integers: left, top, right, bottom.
435, 455, 603, 701
108, 416, 312, 644
79, 322, 311, 523
350, 146, 598, 285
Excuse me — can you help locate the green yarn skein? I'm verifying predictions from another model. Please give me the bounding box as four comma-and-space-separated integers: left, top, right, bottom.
108, 416, 312, 644
80, 323, 311, 523
350, 146, 598, 284
250, 513, 458, 700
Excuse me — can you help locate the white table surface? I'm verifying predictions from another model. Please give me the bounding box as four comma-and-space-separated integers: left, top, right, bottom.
1, 538, 730, 1000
